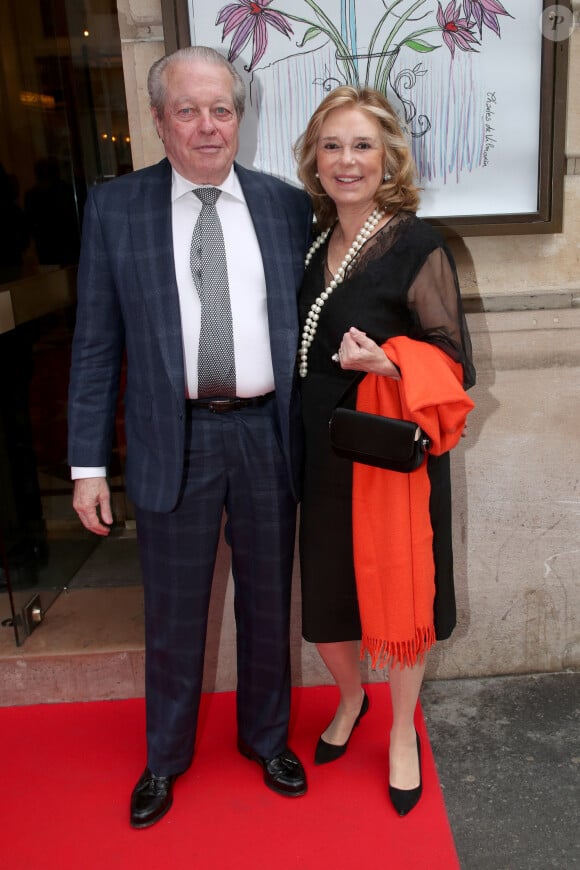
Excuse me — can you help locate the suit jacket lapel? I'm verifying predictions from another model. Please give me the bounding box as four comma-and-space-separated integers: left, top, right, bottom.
236, 164, 298, 384
129, 159, 185, 402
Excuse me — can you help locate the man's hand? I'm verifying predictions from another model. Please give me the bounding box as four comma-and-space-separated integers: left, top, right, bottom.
73, 477, 113, 536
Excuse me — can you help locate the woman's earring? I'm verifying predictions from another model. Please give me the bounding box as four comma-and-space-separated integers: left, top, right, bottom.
315, 171, 320, 178
383, 172, 391, 182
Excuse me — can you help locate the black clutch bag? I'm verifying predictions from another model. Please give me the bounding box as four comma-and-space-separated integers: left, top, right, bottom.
328, 381, 430, 473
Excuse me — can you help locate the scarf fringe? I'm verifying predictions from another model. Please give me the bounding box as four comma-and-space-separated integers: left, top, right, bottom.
361, 624, 437, 670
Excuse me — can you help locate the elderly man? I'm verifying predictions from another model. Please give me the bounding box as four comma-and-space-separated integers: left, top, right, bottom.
68, 46, 312, 828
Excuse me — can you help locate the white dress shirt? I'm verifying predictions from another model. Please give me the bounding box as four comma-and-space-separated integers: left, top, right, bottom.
172, 165, 274, 398
71, 165, 275, 480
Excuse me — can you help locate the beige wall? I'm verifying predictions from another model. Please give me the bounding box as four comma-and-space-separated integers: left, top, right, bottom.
116, 1, 580, 683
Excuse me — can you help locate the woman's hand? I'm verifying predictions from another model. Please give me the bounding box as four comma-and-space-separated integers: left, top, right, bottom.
333, 327, 400, 379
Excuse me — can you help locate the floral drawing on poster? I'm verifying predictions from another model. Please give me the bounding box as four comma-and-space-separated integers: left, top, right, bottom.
190, 1, 543, 217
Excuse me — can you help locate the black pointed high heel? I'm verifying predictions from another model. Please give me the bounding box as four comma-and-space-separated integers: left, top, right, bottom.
314, 690, 370, 765
389, 731, 422, 816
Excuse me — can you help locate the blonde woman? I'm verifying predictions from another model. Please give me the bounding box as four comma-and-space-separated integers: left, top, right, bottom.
295, 86, 475, 815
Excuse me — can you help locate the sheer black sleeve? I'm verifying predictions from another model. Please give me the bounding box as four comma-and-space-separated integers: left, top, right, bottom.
407, 247, 476, 389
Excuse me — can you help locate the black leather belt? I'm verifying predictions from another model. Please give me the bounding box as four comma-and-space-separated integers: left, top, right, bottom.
186, 392, 275, 413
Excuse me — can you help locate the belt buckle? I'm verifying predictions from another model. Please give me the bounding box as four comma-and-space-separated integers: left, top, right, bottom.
208, 399, 240, 413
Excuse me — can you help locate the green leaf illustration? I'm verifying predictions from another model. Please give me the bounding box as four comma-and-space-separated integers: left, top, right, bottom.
298, 25, 323, 47
403, 38, 438, 52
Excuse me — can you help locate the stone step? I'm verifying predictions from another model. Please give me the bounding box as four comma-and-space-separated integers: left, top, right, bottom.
0, 587, 145, 706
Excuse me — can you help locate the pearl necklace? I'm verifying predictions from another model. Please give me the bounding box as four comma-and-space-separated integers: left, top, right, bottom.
299, 207, 383, 378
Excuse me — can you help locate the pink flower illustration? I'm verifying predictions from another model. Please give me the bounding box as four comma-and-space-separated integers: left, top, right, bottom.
436, 1, 479, 57
463, 0, 512, 37
216, 1, 293, 71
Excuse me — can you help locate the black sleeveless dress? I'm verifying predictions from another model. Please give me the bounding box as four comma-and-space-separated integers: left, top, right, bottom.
298, 212, 475, 644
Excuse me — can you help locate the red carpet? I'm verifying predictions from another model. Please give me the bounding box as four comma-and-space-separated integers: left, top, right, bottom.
2, 685, 458, 869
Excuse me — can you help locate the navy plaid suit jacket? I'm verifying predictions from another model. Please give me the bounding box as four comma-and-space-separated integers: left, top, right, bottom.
68, 158, 312, 511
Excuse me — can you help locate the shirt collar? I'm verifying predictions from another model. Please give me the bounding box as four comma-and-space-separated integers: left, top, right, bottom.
171, 165, 244, 204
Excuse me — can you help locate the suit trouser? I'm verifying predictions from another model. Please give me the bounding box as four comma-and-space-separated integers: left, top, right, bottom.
134, 399, 297, 776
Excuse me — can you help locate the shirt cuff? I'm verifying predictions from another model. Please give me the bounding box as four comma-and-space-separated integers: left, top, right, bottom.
70, 467, 107, 480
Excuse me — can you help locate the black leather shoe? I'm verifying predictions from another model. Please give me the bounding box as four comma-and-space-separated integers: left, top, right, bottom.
315, 690, 370, 765
238, 740, 307, 797
389, 732, 423, 817
130, 767, 177, 829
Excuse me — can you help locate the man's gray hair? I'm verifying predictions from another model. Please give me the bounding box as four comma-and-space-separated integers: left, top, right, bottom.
148, 46, 246, 120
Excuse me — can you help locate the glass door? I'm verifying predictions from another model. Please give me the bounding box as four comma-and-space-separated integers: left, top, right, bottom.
0, 0, 132, 645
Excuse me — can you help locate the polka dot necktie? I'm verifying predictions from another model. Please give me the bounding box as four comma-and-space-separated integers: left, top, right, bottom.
190, 187, 236, 397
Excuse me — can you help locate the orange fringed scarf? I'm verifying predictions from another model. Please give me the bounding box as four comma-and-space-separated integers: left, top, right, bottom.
352, 336, 475, 669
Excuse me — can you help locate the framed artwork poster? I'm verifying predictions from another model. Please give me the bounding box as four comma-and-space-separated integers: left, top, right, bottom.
162, 0, 571, 234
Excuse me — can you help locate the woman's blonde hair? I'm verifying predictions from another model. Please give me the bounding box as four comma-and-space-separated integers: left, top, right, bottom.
294, 86, 420, 230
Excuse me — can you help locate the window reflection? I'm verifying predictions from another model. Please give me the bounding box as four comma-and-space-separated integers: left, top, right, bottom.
0, 0, 131, 643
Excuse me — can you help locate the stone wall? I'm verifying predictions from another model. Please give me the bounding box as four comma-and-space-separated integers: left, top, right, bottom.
115, 0, 580, 683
